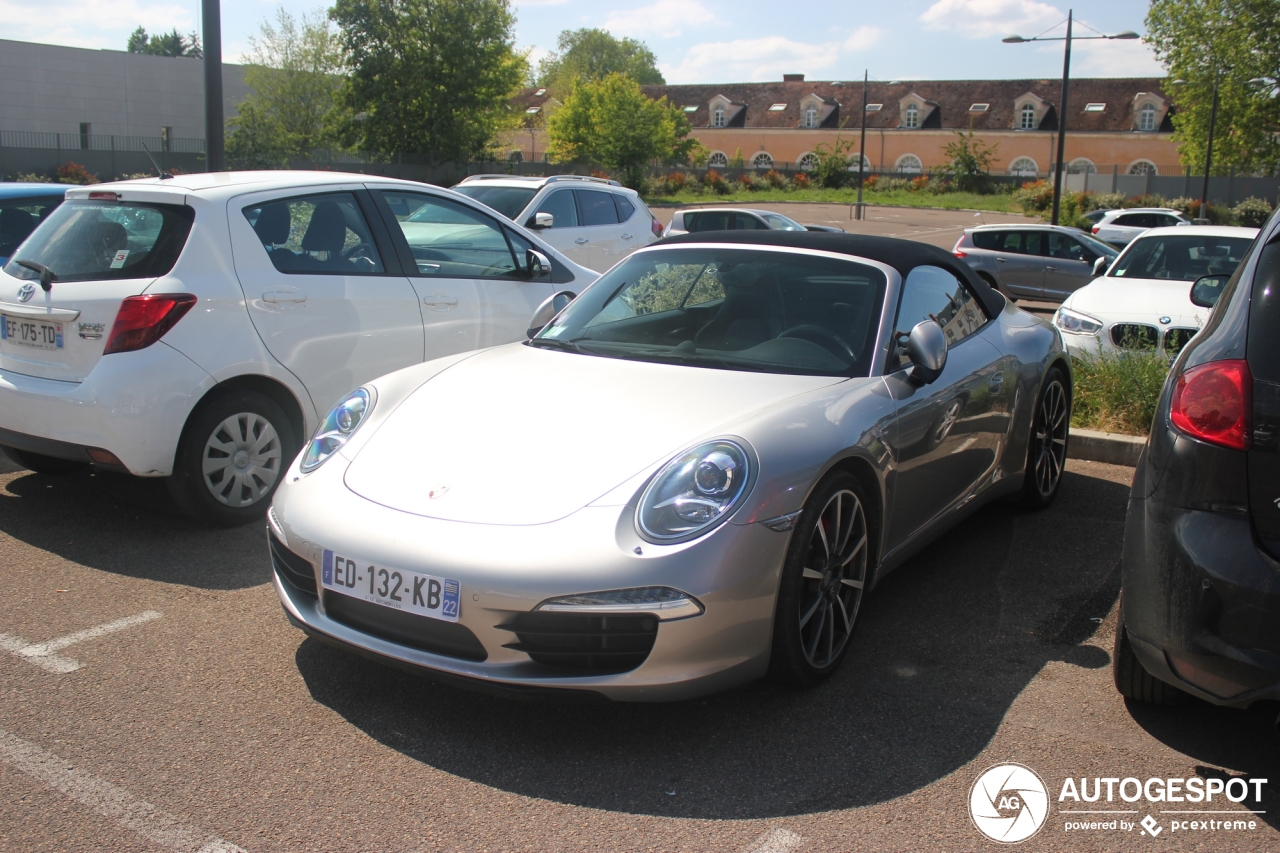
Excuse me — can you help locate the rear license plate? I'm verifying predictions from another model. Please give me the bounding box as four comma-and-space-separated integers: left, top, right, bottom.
1, 315, 63, 350
321, 549, 460, 622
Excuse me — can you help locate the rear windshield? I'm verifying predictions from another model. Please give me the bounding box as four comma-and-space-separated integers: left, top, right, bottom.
2, 199, 194, 283
451, 185, 537, 222
1109, 234, 1254, 282
0, 194, 64, 262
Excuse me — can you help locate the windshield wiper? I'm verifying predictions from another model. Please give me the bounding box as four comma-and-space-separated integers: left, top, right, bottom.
14, 260, 56, 292
527, 337, 589, 354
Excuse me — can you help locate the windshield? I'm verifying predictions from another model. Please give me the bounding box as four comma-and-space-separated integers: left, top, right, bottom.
534, 247, 886, 376
1077, 232, 1120, 259
452, 185, 537, 222
1109, 234, 1254, 282
763, 213, 805, 231
2, 199, 193, 283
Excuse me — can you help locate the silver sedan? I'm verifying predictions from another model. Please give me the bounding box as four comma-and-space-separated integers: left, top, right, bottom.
268, 232, 1072, 701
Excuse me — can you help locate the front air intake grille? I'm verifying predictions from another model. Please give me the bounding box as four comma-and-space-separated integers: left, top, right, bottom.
498, 612, 658, 674
323, 592, 487, 662
270, 531, 317, 598
1164, 328, 1198, 356
1111, 323, 1159, 350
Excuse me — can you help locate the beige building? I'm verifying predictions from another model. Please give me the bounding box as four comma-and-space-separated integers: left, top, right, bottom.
508, 74, 1182, 177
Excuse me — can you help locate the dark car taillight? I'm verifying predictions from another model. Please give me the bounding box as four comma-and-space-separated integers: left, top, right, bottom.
651, 216, 663, 238
1170, 359, 1253, 451
103, 294, 197, 354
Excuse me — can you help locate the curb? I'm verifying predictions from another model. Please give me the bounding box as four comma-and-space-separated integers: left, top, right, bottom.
1070, 428, 1146, 467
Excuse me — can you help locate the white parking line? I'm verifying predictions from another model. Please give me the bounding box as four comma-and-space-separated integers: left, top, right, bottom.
740, 827, 803, 853
0, 727, 246, 852
0, 610, 163, 673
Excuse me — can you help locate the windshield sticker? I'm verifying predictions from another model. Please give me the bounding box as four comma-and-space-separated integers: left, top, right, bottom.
109, 249, 129, 269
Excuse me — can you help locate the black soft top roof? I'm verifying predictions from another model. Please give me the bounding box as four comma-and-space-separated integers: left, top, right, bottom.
655, 230, 1006, 318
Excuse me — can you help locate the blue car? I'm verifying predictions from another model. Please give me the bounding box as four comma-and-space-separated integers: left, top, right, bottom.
0, 183, 75, 266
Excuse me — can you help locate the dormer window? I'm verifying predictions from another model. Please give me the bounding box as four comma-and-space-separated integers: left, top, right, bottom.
683, 105, 698, 113
1019, 103, 1037, 129
769, 103, 787, 111
803, 105, 818, 127
534, 88, 547, 97
866, 104, 883, 112
1138, 102, 1157, 131
713, 106, 726, 127
904, 103, 919, 128
969, 103, 989, 112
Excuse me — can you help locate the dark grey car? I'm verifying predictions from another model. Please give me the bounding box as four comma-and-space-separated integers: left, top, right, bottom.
954, 225, 1119, 303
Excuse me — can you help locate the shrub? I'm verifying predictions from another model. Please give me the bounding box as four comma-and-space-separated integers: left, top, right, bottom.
763, 169, 786, 188
590, 169, 611, 180
876, 176, 914, 192
923, 176, 953, 194
910, 175, 930, 192
1012, 180, 1054, 212
1071, 351, 1170, 436
738, 172, 755, 191
55, 162, 98, 184
792, 172, 810, 189
861, 174, 878, 190
1086, 191, 1126, 212
1233, 196, 1276, 228
702, 168, 724, 188
12, 172, 53, 183
729, 148, 745, 169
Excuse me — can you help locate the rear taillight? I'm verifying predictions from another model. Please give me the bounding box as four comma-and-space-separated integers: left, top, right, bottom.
103, 294, 197, 355
1170, 359, 1252, 450
1091, 225, 1100, 234
651, 217, 663, 238
952, 235, 967, 259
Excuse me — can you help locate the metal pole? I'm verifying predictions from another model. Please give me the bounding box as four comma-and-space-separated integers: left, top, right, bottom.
202, 0, 225, 172
856, 70, 868, 220
1050, 9, 1073, 226
1200, 68, 1218, 221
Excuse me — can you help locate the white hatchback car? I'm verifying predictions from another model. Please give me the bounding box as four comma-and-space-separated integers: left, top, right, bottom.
451, 175, 662, 271
1054, 225, 1258, 358
1091, 207, 1190, 247
0, 171, 595, 524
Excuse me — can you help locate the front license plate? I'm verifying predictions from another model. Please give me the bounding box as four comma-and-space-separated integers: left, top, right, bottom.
1, 315, 63, 350
321, 549, 460, 622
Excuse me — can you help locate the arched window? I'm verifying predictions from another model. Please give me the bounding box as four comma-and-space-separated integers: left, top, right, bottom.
846, 154, 872, 172
904, 103, 920, 128
752, 152, 774, 169
797, 152, 819, 171
713, 106, 726, 128
1128, 160, 1158, 176
1019, 103, 1037, 130
1138, 102, 1157, 132
1008, 157, 1038, 176
707, 151, 728, 168
1067, 158, 1097, 174
896, 154, 922, 174
803, 105, 819, 128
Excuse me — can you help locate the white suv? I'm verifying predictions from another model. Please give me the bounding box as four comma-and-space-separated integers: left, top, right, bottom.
452, 175, 662, 271
0, 171, 595, 525
1091, 207, 1190, 247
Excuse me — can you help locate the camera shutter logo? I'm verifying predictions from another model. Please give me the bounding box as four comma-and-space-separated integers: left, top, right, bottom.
969, 763, 1049, 843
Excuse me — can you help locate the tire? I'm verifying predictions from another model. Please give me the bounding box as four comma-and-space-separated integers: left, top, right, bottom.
769, 470, 872, 686
1113, 607, 1187, 705
1020, 367, 1070, 509
166, 390, 297, 527
0, 444, 88, 474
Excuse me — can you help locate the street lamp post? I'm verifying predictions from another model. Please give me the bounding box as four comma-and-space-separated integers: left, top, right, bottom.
202, 0, 224, 172
855, 70, 869, 220
1200, 68, 1220, 222
1004, 13, 1138, 225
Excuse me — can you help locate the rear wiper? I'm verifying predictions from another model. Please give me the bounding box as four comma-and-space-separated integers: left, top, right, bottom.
14, 260, 55, 292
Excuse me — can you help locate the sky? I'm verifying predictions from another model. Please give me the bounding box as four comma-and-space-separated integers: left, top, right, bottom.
0, 0, 1166, 83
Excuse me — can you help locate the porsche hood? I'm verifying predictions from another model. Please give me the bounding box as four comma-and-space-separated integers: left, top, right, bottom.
342, 344, 845, 525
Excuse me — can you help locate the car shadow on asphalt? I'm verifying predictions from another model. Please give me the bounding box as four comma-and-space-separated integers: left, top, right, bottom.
0, 465, 268, 591
293, 467, 1154, 820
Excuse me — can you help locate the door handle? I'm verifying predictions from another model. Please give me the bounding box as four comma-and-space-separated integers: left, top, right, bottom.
1045, 266, 1058, 272
262, 290, 306, 304
621, 233, 633, 240
995, 257, 1007, 262
422, 294, 458, 308
575, 237, 589, 244
989, 371, 1004, 394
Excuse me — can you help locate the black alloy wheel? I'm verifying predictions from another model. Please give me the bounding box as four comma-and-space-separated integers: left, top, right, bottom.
1021, 369, 1070, 508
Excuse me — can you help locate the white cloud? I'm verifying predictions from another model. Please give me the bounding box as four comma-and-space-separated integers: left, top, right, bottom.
1068, 38, 1164, 77
662, 28, 889, 84
844, 25, 885, 52
0, 0, 193, 50
920, 0, 1062, 40
603, 0, 714, 39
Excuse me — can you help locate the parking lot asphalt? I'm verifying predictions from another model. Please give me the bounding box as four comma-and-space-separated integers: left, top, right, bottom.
0, 450, 1275, 853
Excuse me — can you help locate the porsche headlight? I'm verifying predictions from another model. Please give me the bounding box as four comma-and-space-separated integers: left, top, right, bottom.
1054, 307, 1104, 336
637, 440, 751, 543
300, 387, 374, 472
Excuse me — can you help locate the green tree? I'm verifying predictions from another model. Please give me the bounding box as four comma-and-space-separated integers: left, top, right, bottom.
545, 73, 699, 188
330, 0, 527, 162
535, 28, 664, 96
941, 129, 999, 192
1146, 0, 1280, 172
227, 7, 345, 168
127, 26, 202, 58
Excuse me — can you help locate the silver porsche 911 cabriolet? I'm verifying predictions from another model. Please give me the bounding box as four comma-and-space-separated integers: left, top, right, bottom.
268, 231, 1071, 701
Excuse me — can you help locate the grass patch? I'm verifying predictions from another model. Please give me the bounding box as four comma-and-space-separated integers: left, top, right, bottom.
644, 187, 1024, 213
1070, 352, 1170, 436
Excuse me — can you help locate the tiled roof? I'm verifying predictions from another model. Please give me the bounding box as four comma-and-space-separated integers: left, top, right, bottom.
627, 77, 1173, 132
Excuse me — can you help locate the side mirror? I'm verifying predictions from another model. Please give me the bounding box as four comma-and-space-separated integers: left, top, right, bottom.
906, 319, 948, 385
528, 212, 553, 229
526, 249, 552, 279
527, 290, 576, 338
1092, 256, 1109, 277
1190, 273, 1229, 309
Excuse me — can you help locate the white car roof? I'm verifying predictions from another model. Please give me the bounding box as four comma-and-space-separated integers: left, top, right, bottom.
1130, 224, 1259, 239
454, 174, 631, 192
66, 170, 436, 202
1101, 207, 1185, 218
672, 208, 783, 216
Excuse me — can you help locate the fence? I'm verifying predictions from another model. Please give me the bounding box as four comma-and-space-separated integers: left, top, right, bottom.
0, 131, 206, 181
